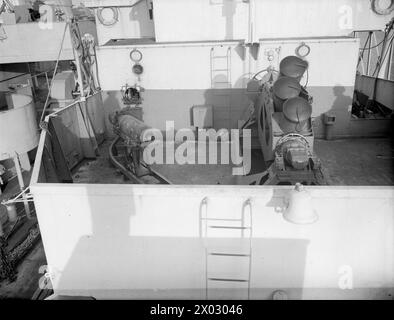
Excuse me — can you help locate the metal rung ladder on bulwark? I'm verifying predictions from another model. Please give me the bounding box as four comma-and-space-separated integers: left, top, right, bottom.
199, 197, 253, 300
210, 46, 232, 89
210, 46, 232, 128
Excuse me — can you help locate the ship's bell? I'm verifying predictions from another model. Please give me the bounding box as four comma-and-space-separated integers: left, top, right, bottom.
283, 183, 318, 224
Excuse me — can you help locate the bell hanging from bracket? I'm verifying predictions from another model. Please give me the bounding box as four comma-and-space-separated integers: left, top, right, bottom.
283, 183, 318, 224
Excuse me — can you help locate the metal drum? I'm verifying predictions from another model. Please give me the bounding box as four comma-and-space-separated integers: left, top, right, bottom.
279, 56, 308, 81
272, 76, 302, 112
0, 94, 39, 161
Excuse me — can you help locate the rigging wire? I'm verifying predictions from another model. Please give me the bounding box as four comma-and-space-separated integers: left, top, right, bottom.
362, 33, 387, 50
372, 32, 394, 77
357, 32, 372, 69
39, 21, 69, 124
357, 18, 394, 77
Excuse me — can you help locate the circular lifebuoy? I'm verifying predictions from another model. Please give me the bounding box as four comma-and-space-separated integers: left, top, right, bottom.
371, 0, 394, 15
130, 49, 143, 63
295, 42, 311, 58
97, 7, 119, 26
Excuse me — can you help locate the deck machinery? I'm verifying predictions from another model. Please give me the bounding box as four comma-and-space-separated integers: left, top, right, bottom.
243, 55, 326, 185
109, 55, 326, 186
109, 106, 171, 184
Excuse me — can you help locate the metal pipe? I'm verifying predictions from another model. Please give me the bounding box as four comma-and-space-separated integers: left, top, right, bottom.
13, 153, 31, 219
249, 0, 255, 44
109, 137, 172, 185
39, 22, 70, 124
109, 137, 145, 184
387, 41, 393, 80
366, 32, 372, 75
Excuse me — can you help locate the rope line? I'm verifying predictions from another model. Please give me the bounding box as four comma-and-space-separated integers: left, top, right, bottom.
39, 21, 70, 124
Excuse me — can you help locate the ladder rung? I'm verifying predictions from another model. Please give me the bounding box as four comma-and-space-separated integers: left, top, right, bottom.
209, 252, 250, 257
212, 55, 228, 59
202, 218, 242, 222
208, 278, 249, 283
213, 81, 231, 84
209, 226, 250, 230
212, 69, 229, 72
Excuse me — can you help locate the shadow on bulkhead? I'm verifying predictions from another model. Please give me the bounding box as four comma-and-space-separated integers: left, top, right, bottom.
54, 183, 308, 299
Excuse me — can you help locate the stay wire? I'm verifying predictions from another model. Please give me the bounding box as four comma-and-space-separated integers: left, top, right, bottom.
39, 21, 69, 124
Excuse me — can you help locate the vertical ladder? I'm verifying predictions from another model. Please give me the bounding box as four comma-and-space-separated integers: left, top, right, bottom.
210, 46, 232, 89
200, 197, 253, 300
210, 47, 232, 129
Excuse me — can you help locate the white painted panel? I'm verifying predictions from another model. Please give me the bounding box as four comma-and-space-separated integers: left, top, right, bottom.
0, 22, 74, 63
154, 0, 249, 42
96, 43, 247, 90
255, 0, 392, 39
256, 38, 360, 87
94, 4, 155, 46
30, 183, 394, 299
97, 38, 358, 90
153, 0, 392, 42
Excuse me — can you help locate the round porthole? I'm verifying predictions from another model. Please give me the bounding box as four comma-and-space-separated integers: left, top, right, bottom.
295, 42, 311, 58
132, 64, 144, 75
